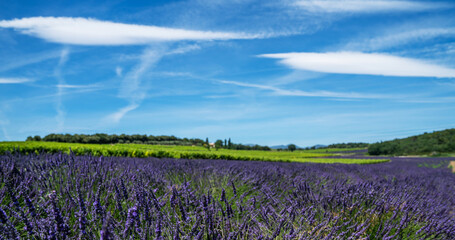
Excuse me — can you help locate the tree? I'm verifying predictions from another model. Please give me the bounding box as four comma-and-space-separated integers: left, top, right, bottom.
287, 144, 297, 152
206, 138, 210, 150
228, 138, 232, 149
215, 140, 223, 151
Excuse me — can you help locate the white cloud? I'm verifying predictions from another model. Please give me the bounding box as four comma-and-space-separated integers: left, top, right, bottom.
0, 17, 262, 45
54, 48, 70, 132
55, 84, 84, 89
55, 83, 102, 89
58, 48, 70, 66
0, 109, 10, 141
105, 103, 140, 123
106, 42, 203, 123
219, 80, 389, 99
166, 44, 201, 55
294, 0, 448, 13
1, 125, 10, 141
115, 67, 123, 77
0, 77, 33, 84
105, 46, 167, 124
0, 50, 62, 72
119, 46, 165, 101
344, 28, 455, 51
267, 70, 322, 86
260, 52, 455, 78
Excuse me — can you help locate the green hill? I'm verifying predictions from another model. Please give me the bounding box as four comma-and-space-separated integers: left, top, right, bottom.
368, 128, 455, 156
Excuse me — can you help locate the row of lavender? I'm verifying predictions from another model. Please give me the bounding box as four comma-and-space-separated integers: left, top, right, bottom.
0, 152, 454, 239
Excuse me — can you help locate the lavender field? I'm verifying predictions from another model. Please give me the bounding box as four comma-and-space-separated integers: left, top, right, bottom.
1, 152, 455, 239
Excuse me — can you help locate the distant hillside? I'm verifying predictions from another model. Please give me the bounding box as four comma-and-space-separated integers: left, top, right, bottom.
270, 144, 302, 150
271, 143, 367, 150
270, 145, 289, 149
312, 144, 328, 149
368, 129, 455, 156
326, 142, 369, 149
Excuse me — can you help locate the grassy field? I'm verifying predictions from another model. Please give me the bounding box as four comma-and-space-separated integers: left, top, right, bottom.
0, 141, 389, 164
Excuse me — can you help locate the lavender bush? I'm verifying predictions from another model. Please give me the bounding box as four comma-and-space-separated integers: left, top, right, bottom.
0, 152, 454, 239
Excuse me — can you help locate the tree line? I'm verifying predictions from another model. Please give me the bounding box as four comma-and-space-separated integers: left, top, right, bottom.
27, 133, 205, 146
26, 133, 271, 150
205, 138, 270, 151
368, 128, 455, 155
326, 142, 369, 149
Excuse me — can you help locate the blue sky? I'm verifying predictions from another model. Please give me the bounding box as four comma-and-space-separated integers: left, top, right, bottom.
1, 0, 455, 146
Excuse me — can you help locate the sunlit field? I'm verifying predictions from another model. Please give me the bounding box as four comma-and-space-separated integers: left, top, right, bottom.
0, 141, 388, 164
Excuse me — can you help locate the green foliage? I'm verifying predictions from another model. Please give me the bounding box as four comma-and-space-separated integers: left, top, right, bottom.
229, 143, 271, 151
417, 161, 451, 169
0, 141, 389, 164
326, 142, 369, 148
27, 133, 206, 146
368, 128, 455, 156
215, 139, 223, 150
287, 144, 297, 152
205, 137, 210, 150
302, 147, 367, 153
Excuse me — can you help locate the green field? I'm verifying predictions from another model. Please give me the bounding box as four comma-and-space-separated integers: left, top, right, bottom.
299, 147, 367, 153
0, 141, 389, 164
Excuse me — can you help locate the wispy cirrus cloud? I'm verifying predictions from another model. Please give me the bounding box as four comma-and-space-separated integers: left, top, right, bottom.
0, 77, 33, 84
54, 48, 70, 132
219, 80, 390, 99
55, 83, 104, 90
105, 43, 205, 124
294, 0, 449, 13
343, 27, 455, 51
0, 50, 62, 72
0, 108, 10, 141
105, 103, 140, 123
260, 52, 455, 78
115, 67, 123, 77
118, 47, 165, 102
0, 16, 270, 124
0, 17, 264, 46
105, 46, 167, 124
